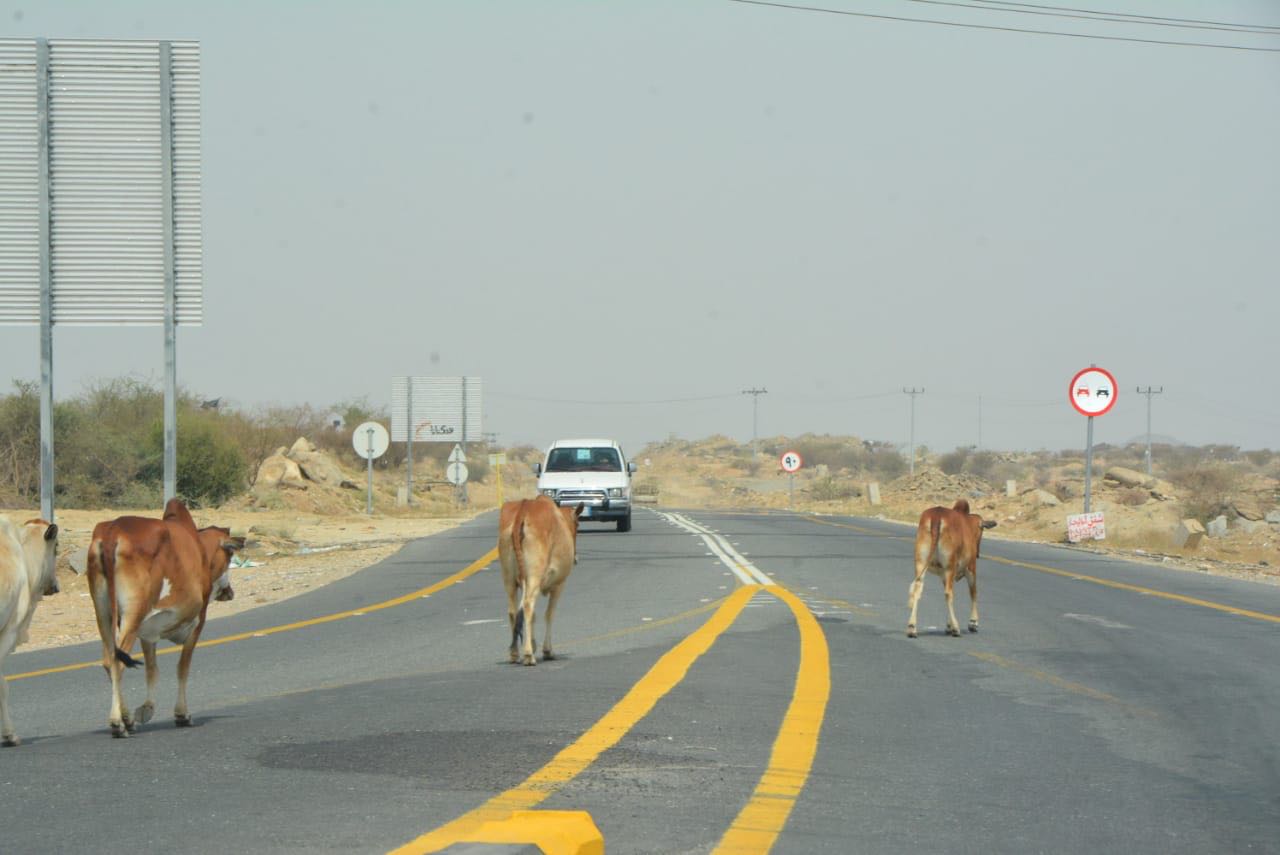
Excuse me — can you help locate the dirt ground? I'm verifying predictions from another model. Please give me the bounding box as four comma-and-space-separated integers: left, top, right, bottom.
5, 506, 477, 653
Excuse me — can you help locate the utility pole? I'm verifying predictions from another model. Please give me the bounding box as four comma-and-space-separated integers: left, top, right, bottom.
742, 387, 767, 457
1137, 386, 1163, 476
978, 394, 983, 451
903, 387, 924, 475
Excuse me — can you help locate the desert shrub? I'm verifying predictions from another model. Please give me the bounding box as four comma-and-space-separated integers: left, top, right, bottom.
939, 447, 970, 475
1116, 487, 1149, 507
143, 412, 248, 507
0, 381, 40, 503
808, 476, 860, 501
1171, 463, 1238, 523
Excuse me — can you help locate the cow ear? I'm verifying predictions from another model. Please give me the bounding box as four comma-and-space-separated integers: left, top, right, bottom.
44, 523, 58, 542
220, 536, 245, 554
982, 520, 997, 529
574, 502, 585, 518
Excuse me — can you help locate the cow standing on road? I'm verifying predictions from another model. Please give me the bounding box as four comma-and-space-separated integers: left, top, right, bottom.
498, 496, 583, 665
907, 499, 997, 638
0, 517, 59, 746
87, 499, 242, 737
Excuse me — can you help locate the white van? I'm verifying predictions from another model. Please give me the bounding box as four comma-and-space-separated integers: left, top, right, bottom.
533, 438, 637, 532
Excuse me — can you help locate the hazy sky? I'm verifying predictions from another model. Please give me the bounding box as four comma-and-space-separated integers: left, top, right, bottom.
3, 0, 1278, 457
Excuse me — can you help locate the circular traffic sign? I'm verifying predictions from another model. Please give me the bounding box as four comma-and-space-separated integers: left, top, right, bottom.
446, 460, 469, 486
352, 421, 390, 459
780, 450, 803, 473
1069, 367, 1118, 417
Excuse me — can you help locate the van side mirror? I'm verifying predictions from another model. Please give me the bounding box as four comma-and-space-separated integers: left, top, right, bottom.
627, 462, 637, 475
533, 462, 542, 476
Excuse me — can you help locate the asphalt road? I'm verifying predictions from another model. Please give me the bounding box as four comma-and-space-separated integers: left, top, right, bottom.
2, 508, 1278, 854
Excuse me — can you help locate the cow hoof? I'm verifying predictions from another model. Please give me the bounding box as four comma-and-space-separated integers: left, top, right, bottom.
521, 656, 536, 666
968, 623, 979, 633
906, 627, 917, 638
110, 723, 129, 739
123, 718, 138, 734
2, 734, 19, 747
174, 714, 193, 728
947, 627, 961, 637
134, 702, 155, 725
542, 651, 556, 661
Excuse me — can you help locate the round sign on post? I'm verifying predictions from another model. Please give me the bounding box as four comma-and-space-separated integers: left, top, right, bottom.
1069, 367, 1118, 417
446, 460, 469, 486
780, 450, 803, 473
352, 422, 389, 515
352, 421, 390, 459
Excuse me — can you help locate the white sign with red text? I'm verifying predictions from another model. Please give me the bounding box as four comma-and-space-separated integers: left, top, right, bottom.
1067, 511, 1106, 543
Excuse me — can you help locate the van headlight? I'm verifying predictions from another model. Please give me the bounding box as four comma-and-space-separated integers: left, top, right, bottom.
607, 488, 624, 498
540, 488, 558, 498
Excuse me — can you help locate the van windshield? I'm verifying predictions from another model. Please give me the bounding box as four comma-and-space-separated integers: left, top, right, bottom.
546, 447, 621, 473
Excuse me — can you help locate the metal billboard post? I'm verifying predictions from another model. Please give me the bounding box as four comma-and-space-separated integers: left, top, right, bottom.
459, 377, 469, 505
36, 38, 53, 521
160, 41, 178, 502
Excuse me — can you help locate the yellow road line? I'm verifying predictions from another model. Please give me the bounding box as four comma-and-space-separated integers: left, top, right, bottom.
966, 651, 1159, 719
714, 585, 831, 854
803, 516, 1280, 626
389, 585, 763, 854
6, 547, 500, 682
983, 554, 1280, 624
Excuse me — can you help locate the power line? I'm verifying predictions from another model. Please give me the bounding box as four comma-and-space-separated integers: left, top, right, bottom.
490, 391, 740, 405
968, 0, 1280, 33
725, 0, 1280, 52
903, 387, 924, 475
902, 0, 1280, 36
742, 387, 768, 457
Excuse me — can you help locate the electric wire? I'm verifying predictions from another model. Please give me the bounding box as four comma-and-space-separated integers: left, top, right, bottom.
967, 0, 1280, 33
900, 0, 1280, 35
725, 0, 1280, 52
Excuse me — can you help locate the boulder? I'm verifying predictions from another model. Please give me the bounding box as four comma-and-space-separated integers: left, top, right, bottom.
1235, 518, 1265, 535
1104, 467, 1153, 489
255, 453, 308, 490
285, 438, 351, 487
1170, 518, 1205, 550
1267, 510, 1280, 525
1231, 499, 1264, 521
1206, 515, 1229, 538
1029, 489, 1060, 507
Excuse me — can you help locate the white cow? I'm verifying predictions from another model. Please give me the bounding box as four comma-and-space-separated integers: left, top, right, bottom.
0, 516, 60, 746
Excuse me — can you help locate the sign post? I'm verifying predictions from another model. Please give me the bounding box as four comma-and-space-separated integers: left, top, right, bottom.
489, 452, 507, 506
1068, 366, 1117, 520
780, 450, 803, 509
447, 443, 469, 504
352, 421, 390, 515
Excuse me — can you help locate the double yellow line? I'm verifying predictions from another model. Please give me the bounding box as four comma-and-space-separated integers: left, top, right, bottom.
392, 582, 831, 855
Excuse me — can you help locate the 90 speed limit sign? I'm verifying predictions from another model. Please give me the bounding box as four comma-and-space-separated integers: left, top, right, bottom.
780, 450, 803, 473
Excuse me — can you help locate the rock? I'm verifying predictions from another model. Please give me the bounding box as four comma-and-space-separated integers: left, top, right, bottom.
1104, 467, 1154, 489
289, 437, 318, 456
1206, 515, 1229, 538
68, 547, 89, 575
1234, 518, 1265, 534
1029, 489, 1060, 507
1005, 480, 1017, 497
285, 438, 350, 487
1267, 510, 1280, 525
1171, 519, 1205, 550
866, 482, 881, 505
1231, 500, 1264, 521
254, 453, 308, 490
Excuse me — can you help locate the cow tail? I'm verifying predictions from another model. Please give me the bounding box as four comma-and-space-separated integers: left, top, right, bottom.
94, 537, 139, 669
928, 514, 942, 564
511, 501, 529, 648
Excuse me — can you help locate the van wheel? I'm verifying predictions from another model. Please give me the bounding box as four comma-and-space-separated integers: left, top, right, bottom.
617, 513, 631, 533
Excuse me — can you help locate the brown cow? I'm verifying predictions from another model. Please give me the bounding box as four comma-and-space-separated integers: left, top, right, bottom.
87, 499, 243, 737
0, 517, 58, 746
907, 499, 997, 638
498, 496, 583, 665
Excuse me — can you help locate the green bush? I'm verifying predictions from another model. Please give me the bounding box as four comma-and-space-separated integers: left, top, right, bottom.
143, 412, 248, 507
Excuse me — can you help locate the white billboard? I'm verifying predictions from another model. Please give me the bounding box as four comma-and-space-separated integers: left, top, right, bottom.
390, 376, 483, 443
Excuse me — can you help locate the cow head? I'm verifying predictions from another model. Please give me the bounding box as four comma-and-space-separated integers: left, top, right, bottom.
198, 526, 244, 602
560, 503, 584, 563
21, 519, 59, 596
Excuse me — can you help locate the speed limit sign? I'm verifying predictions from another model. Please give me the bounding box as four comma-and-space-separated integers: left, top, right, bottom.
780, 450, 803, 473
